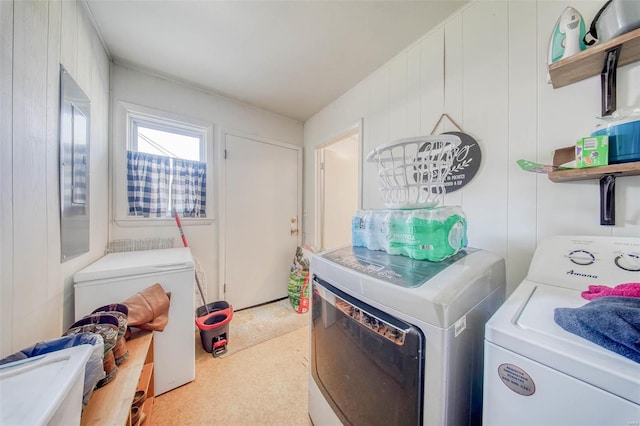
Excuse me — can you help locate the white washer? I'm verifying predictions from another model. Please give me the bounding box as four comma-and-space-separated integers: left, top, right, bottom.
483, 235, 640, 426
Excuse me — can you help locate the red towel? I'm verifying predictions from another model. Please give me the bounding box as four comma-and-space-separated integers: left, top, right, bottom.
581, 282, 640, 300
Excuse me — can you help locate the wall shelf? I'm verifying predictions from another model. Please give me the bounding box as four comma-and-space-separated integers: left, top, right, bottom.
542, 28, 640, 225
548, 161, 640, 182
548, 28, 640, 89
547, 161, 640, 226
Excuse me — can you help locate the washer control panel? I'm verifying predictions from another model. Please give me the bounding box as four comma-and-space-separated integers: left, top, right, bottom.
567, 249, 596, 266
614, 253, 640, 272
527, 236, 640, 289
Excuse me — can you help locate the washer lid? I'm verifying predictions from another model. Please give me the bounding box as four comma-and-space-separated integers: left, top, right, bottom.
486, 280, 640, 404
74, 247, 194, 283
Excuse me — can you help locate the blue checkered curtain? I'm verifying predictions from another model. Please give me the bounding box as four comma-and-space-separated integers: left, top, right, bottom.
171, 158, 207, 217
127, 151, 171, 217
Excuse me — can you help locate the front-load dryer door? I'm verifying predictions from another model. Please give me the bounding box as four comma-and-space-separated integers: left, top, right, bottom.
311, 277, 425, 425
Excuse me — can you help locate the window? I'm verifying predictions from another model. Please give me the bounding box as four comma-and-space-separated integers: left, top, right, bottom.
134, 123, 201, 161
125, 111, 209, 219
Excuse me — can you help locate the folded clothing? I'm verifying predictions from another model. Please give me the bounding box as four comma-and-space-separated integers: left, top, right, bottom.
554, 296, 640, 363
581, 282, 640, 300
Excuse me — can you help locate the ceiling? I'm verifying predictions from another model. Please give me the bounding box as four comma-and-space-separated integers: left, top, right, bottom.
86, 1, 469, 122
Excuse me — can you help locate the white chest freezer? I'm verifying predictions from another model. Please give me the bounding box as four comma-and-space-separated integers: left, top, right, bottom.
74, 248, 195, 395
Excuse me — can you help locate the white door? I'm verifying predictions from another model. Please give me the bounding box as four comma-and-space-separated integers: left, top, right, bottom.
316, 128, 361, 250
223, 132, 301, 310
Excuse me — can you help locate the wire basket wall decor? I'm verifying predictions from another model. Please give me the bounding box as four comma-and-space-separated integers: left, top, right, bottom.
366, 134, 461, 208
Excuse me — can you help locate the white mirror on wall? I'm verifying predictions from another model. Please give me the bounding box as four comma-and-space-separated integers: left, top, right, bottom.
59, 65, 90, 262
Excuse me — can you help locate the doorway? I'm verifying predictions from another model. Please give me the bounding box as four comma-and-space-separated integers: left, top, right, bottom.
221, 130, 302, 310
316, 124, 361, 250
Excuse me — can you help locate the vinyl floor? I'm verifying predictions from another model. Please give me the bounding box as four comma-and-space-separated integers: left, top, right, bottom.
152, 324, 312, 425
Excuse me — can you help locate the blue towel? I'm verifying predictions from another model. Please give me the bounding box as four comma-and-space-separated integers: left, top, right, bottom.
554, 296, 640, 363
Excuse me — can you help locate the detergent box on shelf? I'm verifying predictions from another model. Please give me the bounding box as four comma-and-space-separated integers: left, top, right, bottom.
552, 136, 608, 169
575, 135, 608, 168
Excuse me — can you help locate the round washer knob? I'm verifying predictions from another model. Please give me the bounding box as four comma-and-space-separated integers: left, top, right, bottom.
615, 254, 640, 272
568, 250, 595, 266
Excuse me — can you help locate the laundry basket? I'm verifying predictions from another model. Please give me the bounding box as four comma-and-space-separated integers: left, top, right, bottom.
366, 134, 461, 208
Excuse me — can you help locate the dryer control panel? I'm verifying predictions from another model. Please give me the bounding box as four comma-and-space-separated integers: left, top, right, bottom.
527, 236, 640, 289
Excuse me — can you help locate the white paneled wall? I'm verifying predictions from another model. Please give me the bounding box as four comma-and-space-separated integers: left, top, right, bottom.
1, 0, 14, 358
12, 2, 51, 355
303, 0, 640, 295
459, 1, 509, 260
506, 0, 538, 287
109, 64, 304, 304
1, 0, 110, 356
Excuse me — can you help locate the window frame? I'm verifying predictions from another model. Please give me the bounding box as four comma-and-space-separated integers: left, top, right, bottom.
113, 102, 214, 226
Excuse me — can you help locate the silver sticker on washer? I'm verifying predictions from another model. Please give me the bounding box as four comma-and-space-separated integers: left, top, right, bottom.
498, 363, 536, 396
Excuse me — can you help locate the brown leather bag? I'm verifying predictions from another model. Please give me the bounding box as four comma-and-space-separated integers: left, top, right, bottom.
122, 283, 171, 332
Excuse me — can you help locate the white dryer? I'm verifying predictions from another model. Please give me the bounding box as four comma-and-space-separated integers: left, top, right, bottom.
483, 235, 640, 426
310, 246, 505, 425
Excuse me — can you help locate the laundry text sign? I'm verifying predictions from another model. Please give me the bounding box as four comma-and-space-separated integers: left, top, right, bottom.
442, 131, 481, 193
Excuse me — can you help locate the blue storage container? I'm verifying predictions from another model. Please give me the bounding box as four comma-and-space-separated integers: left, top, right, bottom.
592, 118, 640, 164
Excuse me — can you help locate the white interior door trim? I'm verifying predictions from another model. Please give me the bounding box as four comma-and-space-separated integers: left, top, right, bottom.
314, 119, 363, 248
217, 127, 303, 302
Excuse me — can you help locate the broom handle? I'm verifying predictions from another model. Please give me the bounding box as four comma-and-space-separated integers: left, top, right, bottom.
174, 213, 209, 313
174, 213, 189, 247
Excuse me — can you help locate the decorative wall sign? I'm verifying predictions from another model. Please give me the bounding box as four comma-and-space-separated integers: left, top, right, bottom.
442, 131, 481, 193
